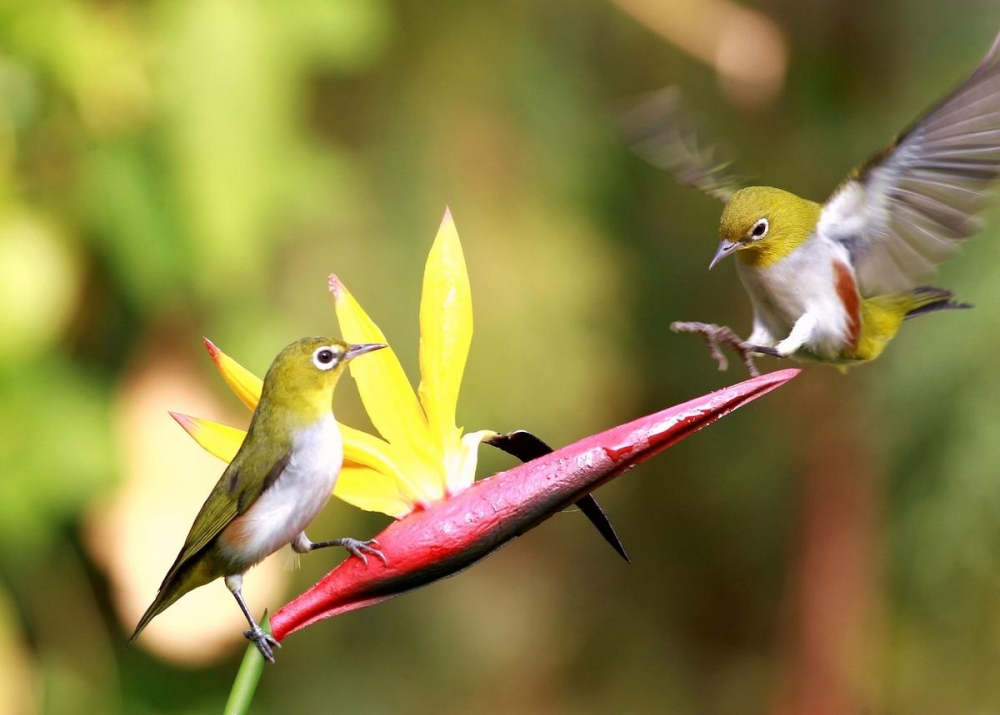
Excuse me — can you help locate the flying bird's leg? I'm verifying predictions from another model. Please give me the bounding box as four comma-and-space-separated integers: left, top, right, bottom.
292, 532, 388, 566
670, 321, 781, 377
225, 573, 280, 663
774, 314, 817, 357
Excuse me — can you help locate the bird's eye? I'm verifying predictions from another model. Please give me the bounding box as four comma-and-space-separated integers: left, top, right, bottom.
750, 218, 769, 239
312, 346, 340, 371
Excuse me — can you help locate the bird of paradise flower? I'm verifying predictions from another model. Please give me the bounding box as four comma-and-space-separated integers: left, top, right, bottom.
172, 209, 496, 520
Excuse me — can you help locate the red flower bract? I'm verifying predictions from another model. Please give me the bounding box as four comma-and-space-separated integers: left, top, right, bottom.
271, 368, 799, 640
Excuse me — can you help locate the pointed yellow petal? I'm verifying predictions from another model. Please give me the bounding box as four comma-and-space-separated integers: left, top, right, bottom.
329, 275, 435, 463
169, 412, 245, 463
418, 208, 473, 452
203, 338, 263, 411
445, 429, 495, 495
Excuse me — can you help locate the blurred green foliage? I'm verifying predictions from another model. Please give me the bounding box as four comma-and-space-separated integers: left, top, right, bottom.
2, 0, 1000, 713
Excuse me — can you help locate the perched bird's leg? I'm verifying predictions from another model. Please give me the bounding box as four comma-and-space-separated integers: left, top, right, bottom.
670, 321, 780, 377
225, 574, 280, 663
292, 532, 388, 567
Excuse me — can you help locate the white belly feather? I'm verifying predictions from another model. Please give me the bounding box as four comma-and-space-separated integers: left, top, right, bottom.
221, 414, 343, 567
736, 234, 856, 359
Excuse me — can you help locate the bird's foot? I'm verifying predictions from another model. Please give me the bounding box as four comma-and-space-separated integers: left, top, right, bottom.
243, 624, 281, 663
670, 321, 779, 377
343, 538, 387, 566
311, 537, 388, 566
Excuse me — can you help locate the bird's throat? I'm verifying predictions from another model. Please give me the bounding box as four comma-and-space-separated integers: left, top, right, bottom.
736, 229, 812, 269
736, 243, 783, 268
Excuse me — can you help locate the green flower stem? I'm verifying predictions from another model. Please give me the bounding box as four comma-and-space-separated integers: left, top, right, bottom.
223, 613, 270, 715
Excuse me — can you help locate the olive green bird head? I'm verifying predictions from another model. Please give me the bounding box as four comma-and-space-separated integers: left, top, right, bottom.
710, 186, 822, 270
258, 337, 385, 425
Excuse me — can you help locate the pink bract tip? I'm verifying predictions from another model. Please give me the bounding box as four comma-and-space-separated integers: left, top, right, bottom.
202, 337, 219, 359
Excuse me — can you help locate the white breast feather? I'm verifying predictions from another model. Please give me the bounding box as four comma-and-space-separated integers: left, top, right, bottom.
737, 234, 857, 359
222, 414, 343, 566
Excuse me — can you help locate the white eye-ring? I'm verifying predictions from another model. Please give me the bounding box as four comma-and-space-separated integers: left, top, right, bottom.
312, 346, 341, 371
750, 217, 769, 240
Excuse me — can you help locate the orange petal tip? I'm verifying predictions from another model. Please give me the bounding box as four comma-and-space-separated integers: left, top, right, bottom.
203, 337, 220, 359
328, 274, 343, 300
169, 411, 194, 430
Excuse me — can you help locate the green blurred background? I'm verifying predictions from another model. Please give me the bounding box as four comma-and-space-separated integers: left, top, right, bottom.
3, 0, 1000, 712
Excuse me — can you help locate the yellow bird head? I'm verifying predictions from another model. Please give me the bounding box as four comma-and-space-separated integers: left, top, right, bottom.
258, 338, 385, 426
711, 186, 822, 270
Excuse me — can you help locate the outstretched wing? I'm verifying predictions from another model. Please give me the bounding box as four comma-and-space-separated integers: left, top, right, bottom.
819, 32, 1000, 297
622, 88, 743, 203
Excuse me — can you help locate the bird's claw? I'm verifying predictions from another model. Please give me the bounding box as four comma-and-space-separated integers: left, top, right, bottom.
306, 535, 388, 565
670, 321, 777, 377
243, 624, 281, 663
341, 537, 388, 567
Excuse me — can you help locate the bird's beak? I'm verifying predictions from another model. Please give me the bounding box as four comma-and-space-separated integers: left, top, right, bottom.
345, 343, 387, 361
708, 239, 741, 270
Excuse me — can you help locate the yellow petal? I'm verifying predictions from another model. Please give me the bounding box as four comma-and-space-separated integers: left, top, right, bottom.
445, 429, 495, 496
203, 338, 263, 411
339, 423, 424, 506
418, 208, 473, 452
334, 465, 414, 519
169, 412, 245, 463
329, 275, 435, 463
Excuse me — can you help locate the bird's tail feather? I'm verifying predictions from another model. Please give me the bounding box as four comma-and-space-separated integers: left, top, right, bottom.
903, 286, 972, 319
856, 286, 968, 361
129, 561, 214, 643
130, 587, 182, 643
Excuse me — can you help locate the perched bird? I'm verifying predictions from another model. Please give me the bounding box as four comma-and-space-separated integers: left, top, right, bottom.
629, 33, 1000, 371
131, 338, 386, 662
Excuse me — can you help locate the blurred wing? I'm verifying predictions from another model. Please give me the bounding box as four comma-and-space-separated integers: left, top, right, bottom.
622, 88, 742, 202
820, 32, 1000, 296
161, 448, 291, 584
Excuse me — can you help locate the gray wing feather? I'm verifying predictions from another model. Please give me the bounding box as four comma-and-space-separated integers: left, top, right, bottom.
622, 88, 742, 203
822, 31, 1000, 296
